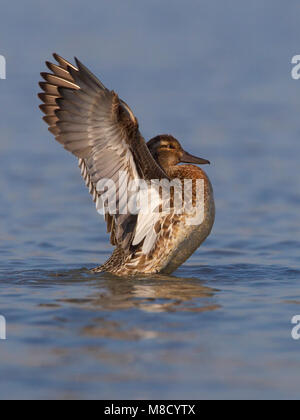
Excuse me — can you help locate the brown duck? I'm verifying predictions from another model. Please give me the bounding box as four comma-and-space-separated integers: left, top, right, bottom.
39, 54, 215, 276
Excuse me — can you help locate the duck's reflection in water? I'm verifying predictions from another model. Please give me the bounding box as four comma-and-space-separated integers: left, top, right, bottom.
88, 273, 220, 313
53, 271, 221, 341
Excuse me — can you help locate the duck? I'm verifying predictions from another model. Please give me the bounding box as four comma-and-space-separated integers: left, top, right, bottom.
38, 54, 215, 276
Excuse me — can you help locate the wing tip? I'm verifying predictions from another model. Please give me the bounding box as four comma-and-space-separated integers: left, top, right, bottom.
53, 52, 60, 61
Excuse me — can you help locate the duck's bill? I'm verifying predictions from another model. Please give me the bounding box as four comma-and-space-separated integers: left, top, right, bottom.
181, 151, 210, 165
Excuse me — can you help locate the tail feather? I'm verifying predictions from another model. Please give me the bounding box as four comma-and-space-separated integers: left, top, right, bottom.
91, 247, 127, 273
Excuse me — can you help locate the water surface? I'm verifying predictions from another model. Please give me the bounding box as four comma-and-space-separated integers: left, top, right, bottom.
0, 0, 300, 399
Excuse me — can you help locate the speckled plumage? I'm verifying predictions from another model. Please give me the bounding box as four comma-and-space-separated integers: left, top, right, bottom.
93, 165, 215, 275
39, 54, 215, 276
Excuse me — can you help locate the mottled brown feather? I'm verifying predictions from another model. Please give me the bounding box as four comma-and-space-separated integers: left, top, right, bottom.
38, 54, 168, 254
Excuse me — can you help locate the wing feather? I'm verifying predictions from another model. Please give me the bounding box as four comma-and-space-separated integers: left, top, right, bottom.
39, 54, 169, 252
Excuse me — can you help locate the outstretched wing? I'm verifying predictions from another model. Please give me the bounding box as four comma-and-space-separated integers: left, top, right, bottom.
39, 54, 169, 252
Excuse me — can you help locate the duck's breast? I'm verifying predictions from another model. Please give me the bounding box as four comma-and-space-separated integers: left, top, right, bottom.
160, 166, 215, 274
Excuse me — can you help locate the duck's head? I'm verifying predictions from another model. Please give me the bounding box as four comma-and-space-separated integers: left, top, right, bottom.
147, 135, 210, 171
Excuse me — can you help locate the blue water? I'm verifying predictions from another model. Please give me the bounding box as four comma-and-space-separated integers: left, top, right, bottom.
1, 0, 300, 399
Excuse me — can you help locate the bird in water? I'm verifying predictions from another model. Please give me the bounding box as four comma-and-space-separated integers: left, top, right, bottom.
38, 54, 215, 276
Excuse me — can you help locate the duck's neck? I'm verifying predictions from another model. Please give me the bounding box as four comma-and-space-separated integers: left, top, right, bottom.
162, 165, 179, 179
164, 164, 206, 181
